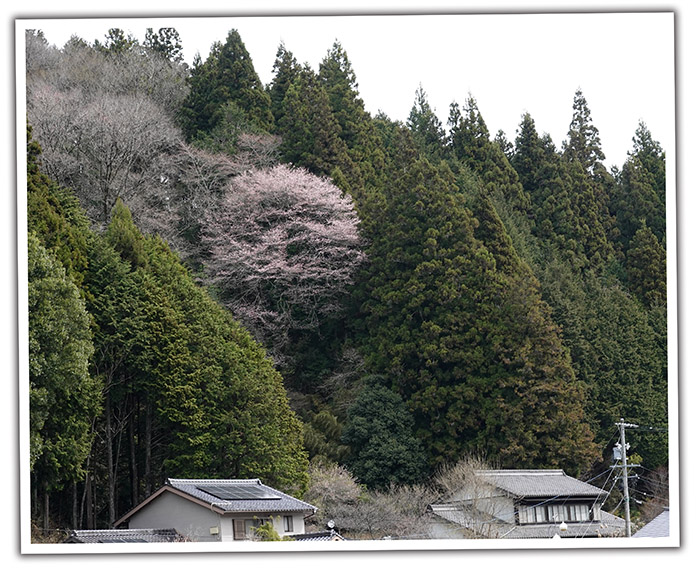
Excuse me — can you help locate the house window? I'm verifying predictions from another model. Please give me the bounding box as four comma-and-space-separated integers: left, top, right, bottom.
519, 503, 593, 524
244, 518, 265, 537
284, 515, 294, 533
234, 518, 269, 540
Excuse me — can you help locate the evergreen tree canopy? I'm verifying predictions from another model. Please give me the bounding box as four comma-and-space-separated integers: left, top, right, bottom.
28, 232, 101, 487
359, 155, 597, 472
144, 27, 184, 62
341, 376, 428, 489
563, 88, 606, 174
277, 64, 356, 191
94, 199, 311, 493
627, 222, 667, 307
407, 85, 447, 164
317, 41, 382, 192
611, 125, 666, 249
513, 112, 614, 270
179, 29, 273, 141
26, 125, 91, 286
449, 96, 529, 212
268, 42, 302, 127
631, 121, 666, 202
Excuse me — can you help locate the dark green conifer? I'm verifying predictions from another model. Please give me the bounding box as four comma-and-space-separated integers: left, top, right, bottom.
359, 155, 597, 472
268, 42, 302, 127
627, 222, 666, 307
179, 29, 273, 141
341, 376, 428, 489
562, 88, 606, 174
407, 85, 447, 164
277, 65, 356, 190
449, 95, 529, 212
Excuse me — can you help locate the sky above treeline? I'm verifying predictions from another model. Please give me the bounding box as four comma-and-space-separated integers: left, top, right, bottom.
22, 11, 674, 172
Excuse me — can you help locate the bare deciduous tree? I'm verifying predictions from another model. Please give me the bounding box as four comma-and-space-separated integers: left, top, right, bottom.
432, 455, 502, 538
639, 465, 669, 524
304, 462, 437, 540
28, 81, 181, 226
26, 28, 189, 116
304, 462, 363, 530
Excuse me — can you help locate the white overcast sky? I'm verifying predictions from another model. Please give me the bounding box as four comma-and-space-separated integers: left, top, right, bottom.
19, 9, 675, 171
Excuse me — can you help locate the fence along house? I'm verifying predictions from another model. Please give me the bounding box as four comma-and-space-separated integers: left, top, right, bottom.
429, 469, 626, 539
114, 478, 317, 542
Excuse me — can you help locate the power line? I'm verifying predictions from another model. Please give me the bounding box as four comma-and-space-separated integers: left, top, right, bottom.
617, 419, 638, 537
573, 466, 621, 539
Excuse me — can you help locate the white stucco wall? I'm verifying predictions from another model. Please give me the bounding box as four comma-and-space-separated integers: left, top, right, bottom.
225, 511, 307, 541
126, 491, 223, 542
475, 495, 514, 522
428, 517, 471, 539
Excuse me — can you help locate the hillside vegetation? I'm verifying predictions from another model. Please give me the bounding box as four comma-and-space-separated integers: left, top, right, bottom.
25, 27, 668, 537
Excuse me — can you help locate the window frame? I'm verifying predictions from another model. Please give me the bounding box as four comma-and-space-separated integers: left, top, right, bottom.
518, 501, 595, 525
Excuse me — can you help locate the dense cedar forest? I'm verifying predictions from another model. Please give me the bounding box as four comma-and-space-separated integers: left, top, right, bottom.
25, 27, 669, 540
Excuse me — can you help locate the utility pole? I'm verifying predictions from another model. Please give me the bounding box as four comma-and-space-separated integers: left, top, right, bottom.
616, 419, 639, 537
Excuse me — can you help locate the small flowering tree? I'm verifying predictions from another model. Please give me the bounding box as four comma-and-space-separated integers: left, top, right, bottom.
203, 164, 365, 366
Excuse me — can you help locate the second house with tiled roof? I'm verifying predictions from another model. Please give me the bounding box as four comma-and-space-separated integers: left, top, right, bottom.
114, 478, 317, 542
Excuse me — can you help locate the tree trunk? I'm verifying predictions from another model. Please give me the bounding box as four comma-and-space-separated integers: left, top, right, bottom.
105, 388, 116, 526
144, 401, 153, 496
129, 394, 138, 508
42, 480, 49, 531
31, 474, 39, 522
72, 482, 78, 529
85, 473, 94, 529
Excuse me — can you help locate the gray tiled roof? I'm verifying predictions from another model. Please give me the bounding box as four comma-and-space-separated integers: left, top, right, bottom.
167, 478, 317, 514
65, 528, 182, 543
475, 470, 608, 499
632, 508, 670, 538
292, 530, 346, 541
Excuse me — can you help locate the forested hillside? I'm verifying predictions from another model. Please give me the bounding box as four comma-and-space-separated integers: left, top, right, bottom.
25, 27, 668, 538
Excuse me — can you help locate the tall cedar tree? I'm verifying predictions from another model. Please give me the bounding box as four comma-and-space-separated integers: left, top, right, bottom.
277, 64, 356, 193
317, 41, 383, 192
611, 122, 666, 250
407, 85, 447, 164
143, 27, 184, 62
99, 201, 310, 494
28, 233, 101, 527
359, 153, 597, 473
448, 96, 530, 213
27, 128, 102, 529
561, 89, 617, 266
630, 121, 666, 211
562, 88, 606, 174
268, 42, 302, 127
179, 29, 273, 142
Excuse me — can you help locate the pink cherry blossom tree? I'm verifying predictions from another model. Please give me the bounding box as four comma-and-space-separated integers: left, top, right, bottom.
203, 164, 365, 364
